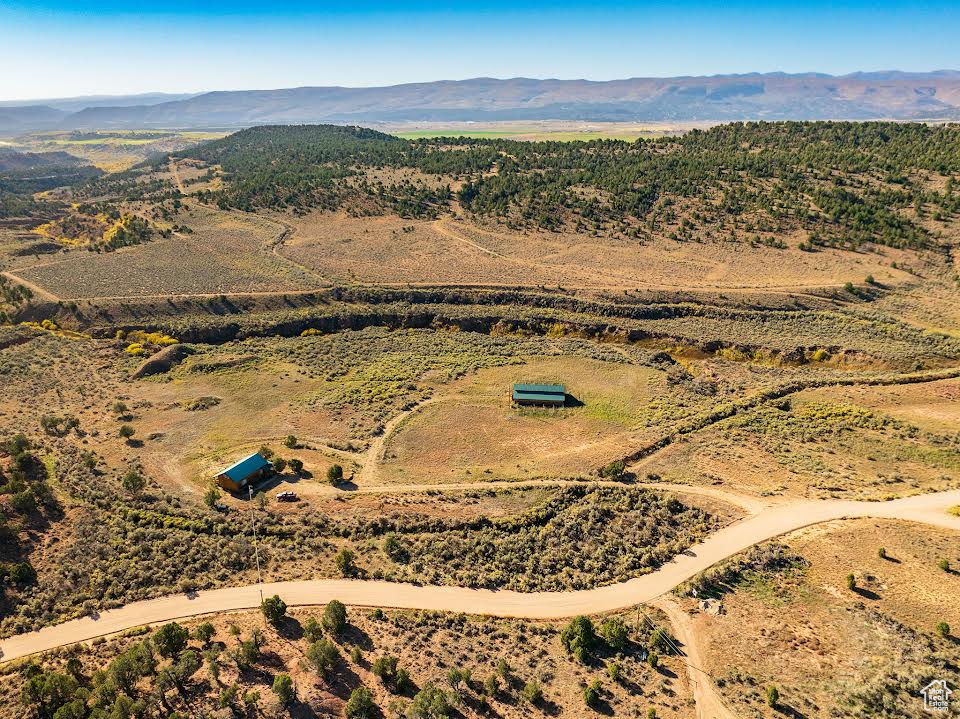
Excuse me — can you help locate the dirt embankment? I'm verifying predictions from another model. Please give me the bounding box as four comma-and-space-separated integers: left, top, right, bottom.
15, 282, 866, 328
130, 343, 195, 378
12, 283, 956, 375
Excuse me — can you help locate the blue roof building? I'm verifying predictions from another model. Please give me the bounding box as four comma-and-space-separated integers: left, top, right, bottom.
215, 452, 272, 493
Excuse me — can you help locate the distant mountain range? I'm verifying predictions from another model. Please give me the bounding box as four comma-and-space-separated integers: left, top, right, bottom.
3, 72, 960, 134
0, 92, 198, 113
0, 93, 198, 135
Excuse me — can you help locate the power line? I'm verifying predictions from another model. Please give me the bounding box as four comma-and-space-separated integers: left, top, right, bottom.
248, 485, 264, 606
640, 602, 716, 680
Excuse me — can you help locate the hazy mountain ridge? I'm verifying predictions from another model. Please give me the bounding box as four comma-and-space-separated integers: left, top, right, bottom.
0, 92, 198, 112
0, 93, 199, 134
3, 72, 960, 132
0, 106, 69, 135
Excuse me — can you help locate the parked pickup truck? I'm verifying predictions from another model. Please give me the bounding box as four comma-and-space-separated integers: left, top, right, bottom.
276, 490, 298, 502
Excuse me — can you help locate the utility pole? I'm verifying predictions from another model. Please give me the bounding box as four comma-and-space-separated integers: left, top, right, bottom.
248, 484, 264, 605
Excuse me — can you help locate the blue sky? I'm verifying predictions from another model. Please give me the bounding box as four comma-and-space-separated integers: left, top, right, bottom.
1, 0, 957, 101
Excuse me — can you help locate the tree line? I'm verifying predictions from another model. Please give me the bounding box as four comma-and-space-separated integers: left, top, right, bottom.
166, 121, 960, 250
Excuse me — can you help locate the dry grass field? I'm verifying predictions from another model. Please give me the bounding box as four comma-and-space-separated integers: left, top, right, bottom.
119, 331, 790, 495
281, 214, 534, 287
638, 378, 960, 499
5, 320, 955, 507
687, 519, 960, 718
381, 357, 683, 483
101, 332, 701, 494
8, 205, 318, 299
280, 212, 915, 291
0, 324, 671, 496
799, 377, 960, 434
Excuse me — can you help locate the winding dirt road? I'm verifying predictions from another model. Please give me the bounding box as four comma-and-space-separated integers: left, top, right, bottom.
1, 488, 957, 665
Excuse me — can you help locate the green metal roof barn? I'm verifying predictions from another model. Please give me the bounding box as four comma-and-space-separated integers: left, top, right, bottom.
512, 383, 566, 406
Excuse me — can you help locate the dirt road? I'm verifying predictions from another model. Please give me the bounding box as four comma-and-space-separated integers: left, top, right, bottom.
356, 396, 441, 484
0, 270, 61, 303
1, 488, 957, 664
328, 479, 766, 514
168, 159, 186, 194
652, 596, 737, 719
